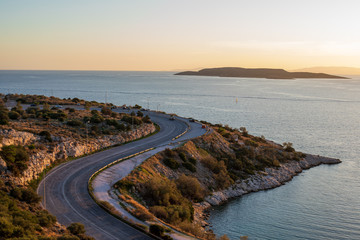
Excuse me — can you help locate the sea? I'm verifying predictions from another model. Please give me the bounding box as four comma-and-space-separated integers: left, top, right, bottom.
0, 70, 359, 240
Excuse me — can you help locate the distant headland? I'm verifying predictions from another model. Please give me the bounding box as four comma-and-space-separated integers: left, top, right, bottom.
175, 67, 348, 79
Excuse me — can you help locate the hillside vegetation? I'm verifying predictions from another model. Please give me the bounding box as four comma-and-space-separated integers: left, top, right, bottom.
115, 124, 305, 239
0, 94, 153, 239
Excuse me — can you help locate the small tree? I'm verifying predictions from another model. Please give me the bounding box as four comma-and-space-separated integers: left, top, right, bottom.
239, 127, 248, 137
8, 111, 20, 120
137, 111, 143, 117
142, 115, 151, 123
43, 103, 50, 111
0, 100, 9, 125
101, 107, 111, 116
39, 131, 52, 142
149, 224, 165, 237
283, 142, 295, 152
67, 223, 85, 235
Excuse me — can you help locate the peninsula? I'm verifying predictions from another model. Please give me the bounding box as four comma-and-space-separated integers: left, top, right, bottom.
175, 67, 348, 79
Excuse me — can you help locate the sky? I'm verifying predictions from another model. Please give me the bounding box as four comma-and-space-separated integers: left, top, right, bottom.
1, 0, 360, 71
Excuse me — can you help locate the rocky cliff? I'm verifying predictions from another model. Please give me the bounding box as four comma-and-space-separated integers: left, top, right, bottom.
0, 124, 156, 185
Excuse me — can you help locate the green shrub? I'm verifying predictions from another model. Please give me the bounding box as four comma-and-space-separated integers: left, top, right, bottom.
90, 115, 104, 124
188, 157, 197, 165
137, 111, 143, 117
178, 152, 186, 161
67, 120, 83, 127
149, 206, 168, 220
28, 144, 35, 150
0, 145, 29, 176
72, 98, 80, 103
240, 127, 249, 137
164, 148, 175, 157
121, 115, 142, 125
8, 111, 21, 120
39, 131, 52, 142
142, 115, 151, 123
105, 119, 120, 128
21, 188, 41, 204
149, 224, 165, 237
0, 111, 9, 125
0, 217, 14, 238
101, 107, 112, 116
37, 210, 57, 227
175, 174, 205, 201
67, 222, 85, 235
90, 110, 98, 115
26, 107, 38, 115
182, 162, 196, 172
0, 101, 9, 125
163, 158, 179, 169
10, 187, 23, 200
244, 139, 259, 147
283, 142, 295, 152
116, 123, 126, 131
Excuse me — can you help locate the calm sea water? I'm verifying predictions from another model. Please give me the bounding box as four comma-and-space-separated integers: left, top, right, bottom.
1, 70, 359, 239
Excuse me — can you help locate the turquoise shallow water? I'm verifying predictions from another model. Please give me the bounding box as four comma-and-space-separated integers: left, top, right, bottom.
1, 70, 359, 239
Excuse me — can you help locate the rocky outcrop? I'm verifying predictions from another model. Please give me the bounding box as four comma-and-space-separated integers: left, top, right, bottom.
0, 156, 6, 172
0, 129, 40, 148
0, 124, 156, 185
193, 154, 341, 226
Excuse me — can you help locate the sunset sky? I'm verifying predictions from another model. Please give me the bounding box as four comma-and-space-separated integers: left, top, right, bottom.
1, 0, 360, 71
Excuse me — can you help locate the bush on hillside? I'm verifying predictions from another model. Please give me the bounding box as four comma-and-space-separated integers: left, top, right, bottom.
8, 111, 21, 120
0, 145, 29, 176
163, 158, 179, 169
0, 100, 9, 125
39, 131, 52, 142
67, 222, 85, 235
67, 119, 83, 127
175, 174, 205, 201
182, 162, 196, 172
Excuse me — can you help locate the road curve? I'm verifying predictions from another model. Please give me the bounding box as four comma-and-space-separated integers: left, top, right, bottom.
37, 111, 204, 240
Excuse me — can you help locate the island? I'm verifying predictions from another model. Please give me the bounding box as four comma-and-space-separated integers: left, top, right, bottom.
175, 67, 348, 79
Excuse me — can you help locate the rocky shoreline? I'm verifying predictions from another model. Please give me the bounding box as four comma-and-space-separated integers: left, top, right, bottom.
193, 154, 341, 227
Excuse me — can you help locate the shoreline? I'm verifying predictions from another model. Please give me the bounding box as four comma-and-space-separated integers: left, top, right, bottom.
193, 154, 341, 228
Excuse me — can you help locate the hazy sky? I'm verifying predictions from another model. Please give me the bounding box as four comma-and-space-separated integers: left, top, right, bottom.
1, 0, 360, 71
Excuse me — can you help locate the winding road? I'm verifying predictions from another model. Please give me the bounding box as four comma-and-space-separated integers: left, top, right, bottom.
37, 111, 206, 240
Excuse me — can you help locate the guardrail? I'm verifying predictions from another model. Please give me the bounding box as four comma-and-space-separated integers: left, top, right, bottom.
171, 117, 191, 141
88, 147, 155, 185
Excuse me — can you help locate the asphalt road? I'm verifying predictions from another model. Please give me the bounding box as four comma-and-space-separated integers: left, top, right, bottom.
37, 111, 205, 240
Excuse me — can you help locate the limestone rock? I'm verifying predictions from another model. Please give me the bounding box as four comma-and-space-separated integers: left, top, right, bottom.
1, 124, 156, 186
